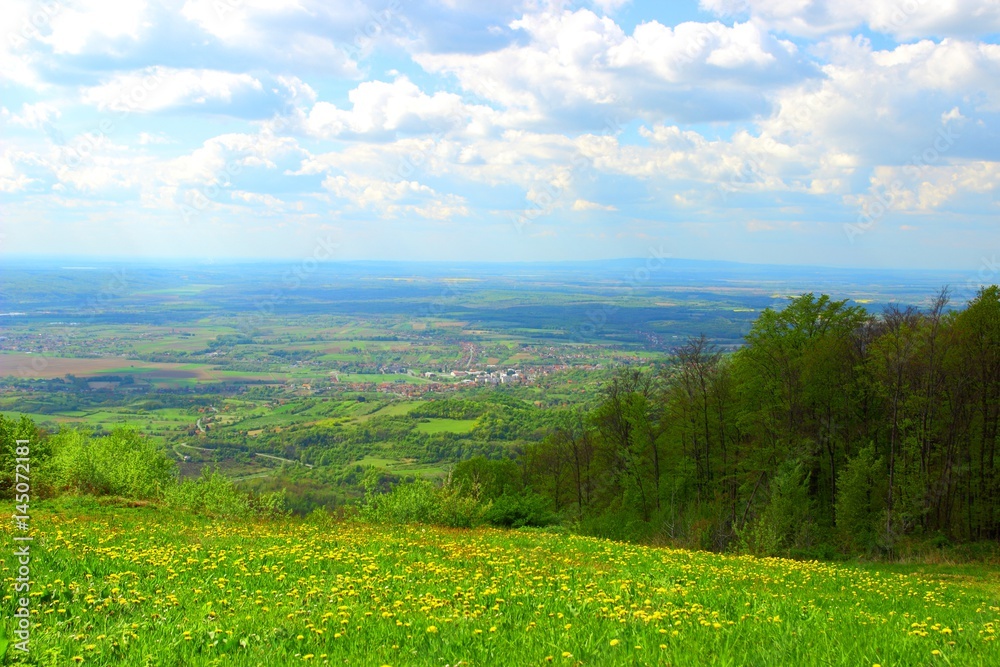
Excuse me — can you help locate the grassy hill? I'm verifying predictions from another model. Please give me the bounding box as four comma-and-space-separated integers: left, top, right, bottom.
2, 499, 998, 666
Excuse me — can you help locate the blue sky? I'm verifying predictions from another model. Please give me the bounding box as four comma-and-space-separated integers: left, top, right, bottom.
1, 0, 999, 269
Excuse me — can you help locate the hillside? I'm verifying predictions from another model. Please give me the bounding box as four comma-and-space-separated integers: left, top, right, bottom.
2, 499, 998, 666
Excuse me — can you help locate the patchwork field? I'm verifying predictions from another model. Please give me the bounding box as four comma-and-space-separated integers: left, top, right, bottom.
0, 354, 251, 383
2, 500, 998, 666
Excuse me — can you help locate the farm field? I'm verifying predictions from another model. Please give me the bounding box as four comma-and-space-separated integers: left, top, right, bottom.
414, 418, 478, 434
2, 499, 998, 666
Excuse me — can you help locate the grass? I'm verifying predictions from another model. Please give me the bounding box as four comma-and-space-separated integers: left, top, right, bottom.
1, 499, 998, 666
347, 456, 448, 479
414, 418, 478, 434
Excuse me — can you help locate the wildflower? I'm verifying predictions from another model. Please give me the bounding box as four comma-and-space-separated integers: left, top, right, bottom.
610, 639, 620, 646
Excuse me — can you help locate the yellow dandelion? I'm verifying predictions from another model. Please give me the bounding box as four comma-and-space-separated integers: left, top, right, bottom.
610, 639, 620, 646
426, 626, 438, 634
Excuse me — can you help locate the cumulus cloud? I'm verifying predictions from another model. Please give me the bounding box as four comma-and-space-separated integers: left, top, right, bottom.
700, 0, 1000, 39
80, 67, 264, 113
0, 151, 34, 193
2, 103, 62, 129
302, 77, 498, 140
416, 8, 811, 128
572, 198, 617, 211
41, 0, 149, 55
3, 0, 1000, 265
850, 161, 1000, 215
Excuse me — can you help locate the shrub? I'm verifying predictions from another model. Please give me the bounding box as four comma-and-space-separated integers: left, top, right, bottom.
47, 427, 175, 499
1, 414, 48, 497
164, 468, 287, 518
360, 479, 442, 525
483, 493, 558, 528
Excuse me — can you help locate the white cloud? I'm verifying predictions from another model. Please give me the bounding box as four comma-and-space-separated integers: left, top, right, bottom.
137, 132, 172, 145
230, 190, 286, 208
851, 161, 1000, 214
2, 103, 61, 129
43, 0, 148, 55
80, 67, 263, 113
572, 199, 617, 211
757, 38, 1000, 165
416, 8, 809, 127
321, 172, 469, 220
0, 150, 33, 193
700, 0, 1000, 39
160, 132, 302, 186
303, 77, 497, 139
180, 0, 361, 74
591, 0, 632, 14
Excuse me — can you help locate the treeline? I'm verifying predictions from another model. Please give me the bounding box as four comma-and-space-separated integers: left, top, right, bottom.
519, 288, 1000, 555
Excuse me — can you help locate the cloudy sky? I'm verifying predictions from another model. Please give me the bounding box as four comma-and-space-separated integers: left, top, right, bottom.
1, 0, 999, 269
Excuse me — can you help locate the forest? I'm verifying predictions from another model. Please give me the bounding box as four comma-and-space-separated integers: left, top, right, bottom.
508, 287, 1000, 556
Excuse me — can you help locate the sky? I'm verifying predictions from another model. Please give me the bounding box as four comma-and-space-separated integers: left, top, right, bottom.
1, 0, 999, 270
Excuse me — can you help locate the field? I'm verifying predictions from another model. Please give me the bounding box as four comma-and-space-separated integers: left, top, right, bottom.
414, 418, 478, 434
2, 500, 998, 666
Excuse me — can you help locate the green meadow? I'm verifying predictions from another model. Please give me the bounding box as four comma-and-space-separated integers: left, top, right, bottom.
1, 499, 998, 666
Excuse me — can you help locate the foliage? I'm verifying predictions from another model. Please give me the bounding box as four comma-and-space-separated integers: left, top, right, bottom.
520, 288, 1000, 556
164, 467, 287, 518
45, 427, 175, 499
0, 414, 48, 497
483, 492, 558, 528
9, 499, 999, 666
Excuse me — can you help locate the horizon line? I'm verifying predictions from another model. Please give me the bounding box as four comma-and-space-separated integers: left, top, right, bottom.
0, 253, 975, 274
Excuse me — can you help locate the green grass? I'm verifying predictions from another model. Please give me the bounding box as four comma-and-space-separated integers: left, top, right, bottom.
347, 456, 448, 479
2, 499, 998, 666
414, 418, 478, 434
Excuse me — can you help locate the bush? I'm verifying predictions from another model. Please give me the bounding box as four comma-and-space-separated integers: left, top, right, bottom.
47, 427, 175, 499
484, 493, 558, 528
577, 507, 654, 543
1, 414, 48, 497
164, 468, 287, 518
360, 479, 442, 525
